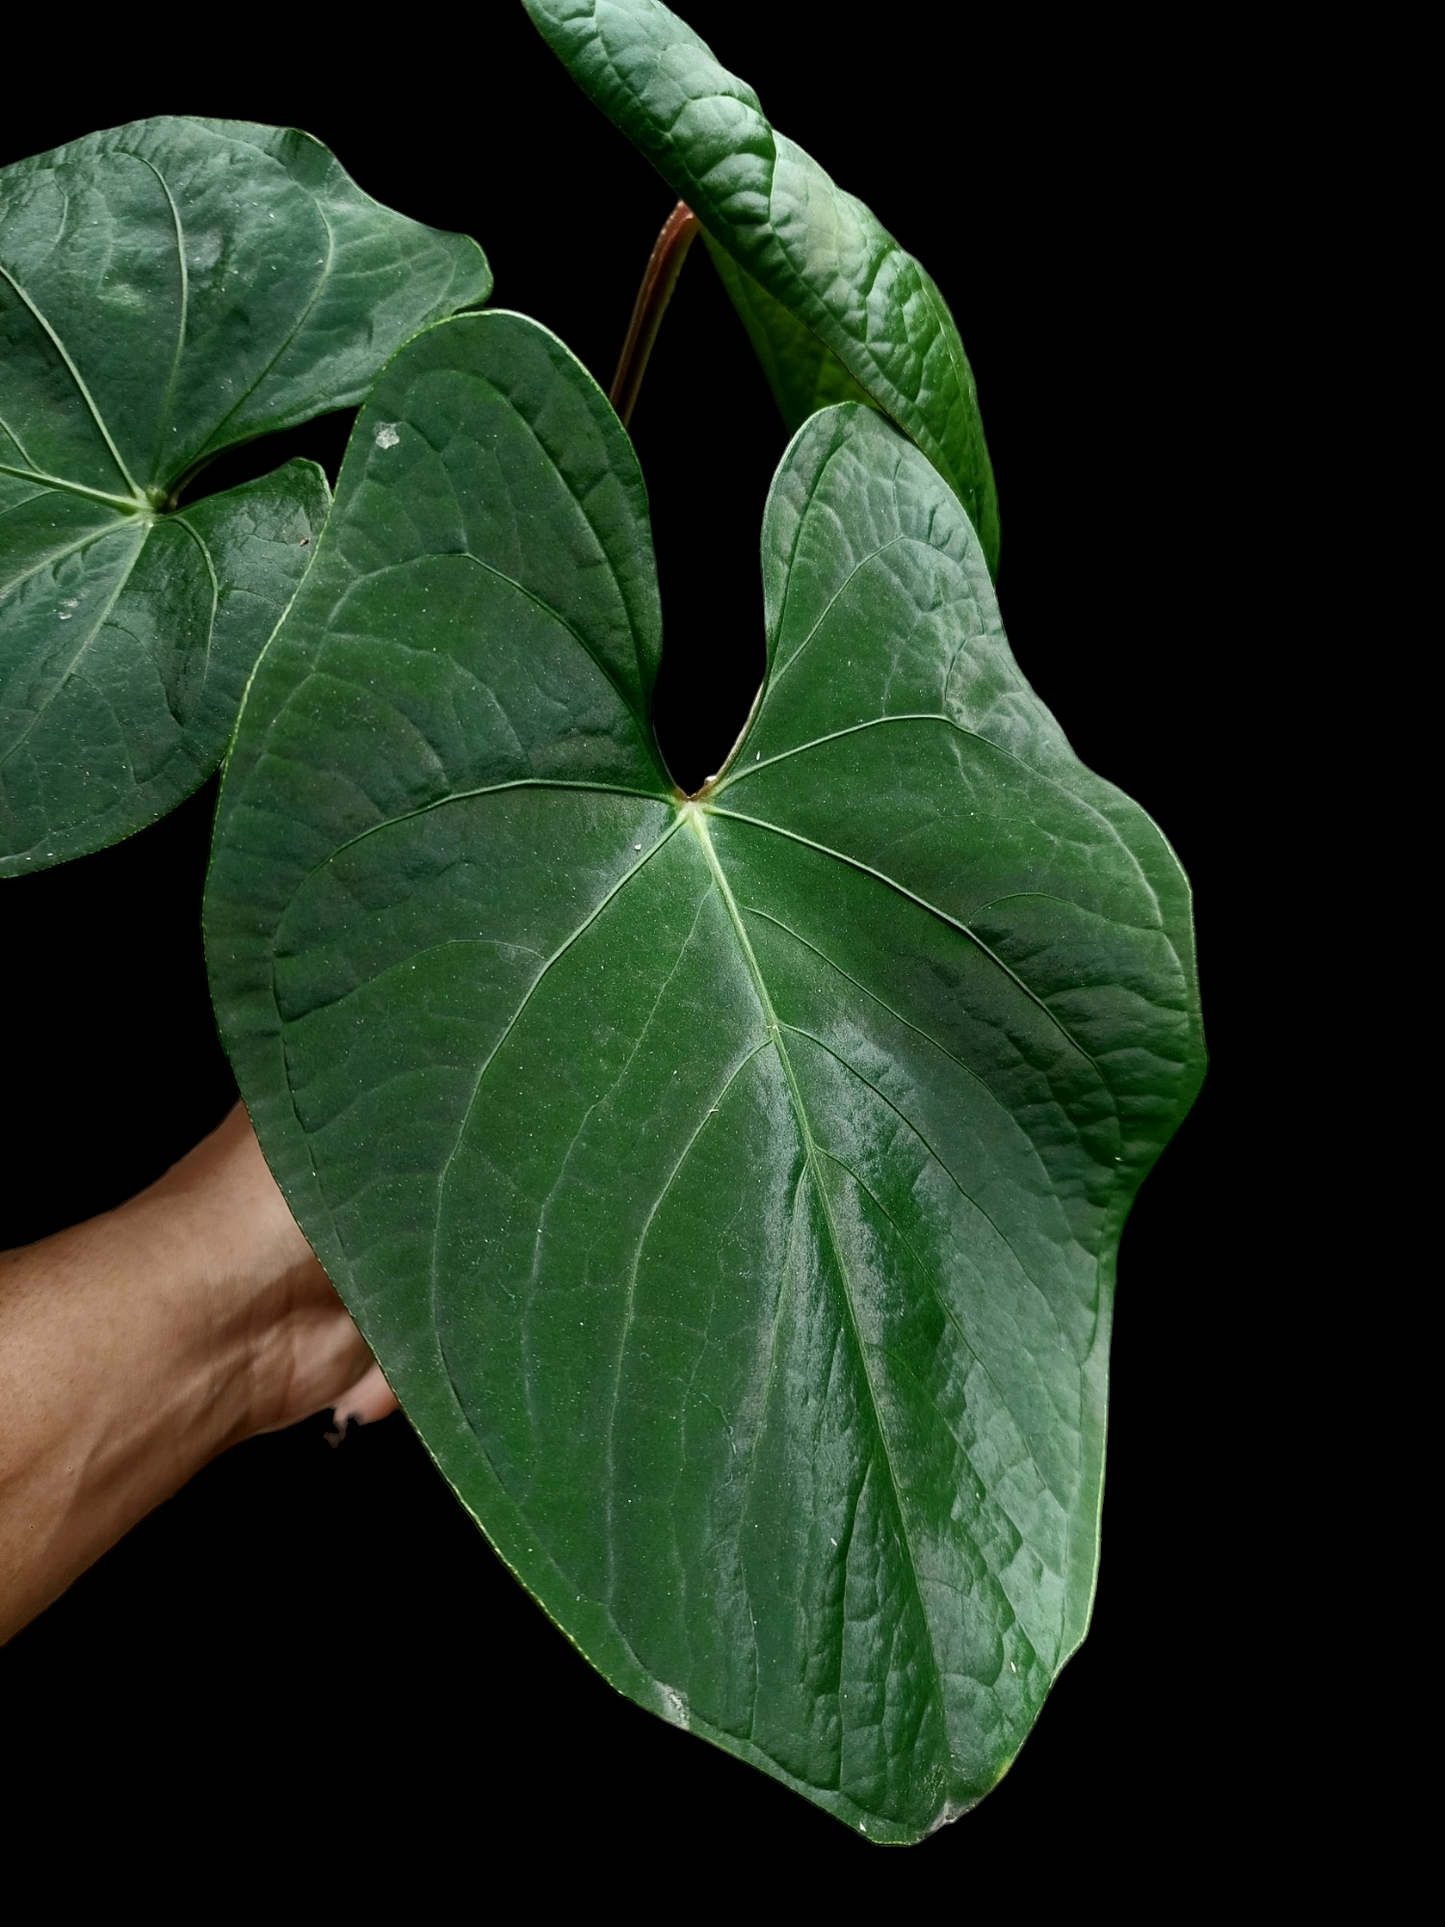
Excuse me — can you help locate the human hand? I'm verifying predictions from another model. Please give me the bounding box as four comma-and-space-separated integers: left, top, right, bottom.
145, 1103, 398, 1440
0, 1100, 395, 1641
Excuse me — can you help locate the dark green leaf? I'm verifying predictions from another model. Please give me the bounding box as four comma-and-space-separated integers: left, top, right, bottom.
523, 0, 1001, 575
704, 236, 873, 420
0, 460, 325, 872
0, 117, 491, 874
205, 312, 1202, 1841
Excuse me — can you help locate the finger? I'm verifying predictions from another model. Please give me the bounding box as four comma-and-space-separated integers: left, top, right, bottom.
324, 1361, 399, 1444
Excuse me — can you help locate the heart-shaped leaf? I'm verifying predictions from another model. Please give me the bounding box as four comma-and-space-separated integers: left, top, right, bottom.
0, 117, 491, 875
522, 0, 1001, 576
205, 311, 1202, 1841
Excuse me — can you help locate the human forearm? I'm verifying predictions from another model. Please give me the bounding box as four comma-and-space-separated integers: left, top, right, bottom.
0, 1105, 392, 1642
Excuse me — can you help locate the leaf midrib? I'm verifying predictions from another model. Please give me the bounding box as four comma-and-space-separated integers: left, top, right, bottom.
688, 804, 952, 1740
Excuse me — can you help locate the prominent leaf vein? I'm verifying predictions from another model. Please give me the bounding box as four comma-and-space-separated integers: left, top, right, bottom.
708, 807, 1112, 1083
131, 154, 190, 489
821, 1147, 1063, 1597
282, 776, 673, 901
692, 811, 951, 1743
0, 518, 132, 601
533, 880, 714, 1282
0, 408, 39, 469
767, 533, 914, 693
735, 1159, 810, 1747
0, 458, 140, 514
0, 257, 142, 499
604, 1035, 773, 1609
169, 512, 220, 708
0, 523, 149, 774
788, 1023, 1079, 1432
722, 712, 1164, 924
189, 186, 337, 464
740, 904, 1062, 1178
429, 814, 688, 1330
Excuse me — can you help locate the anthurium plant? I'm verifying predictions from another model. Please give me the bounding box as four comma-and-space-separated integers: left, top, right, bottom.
0, 0, 1204, 1844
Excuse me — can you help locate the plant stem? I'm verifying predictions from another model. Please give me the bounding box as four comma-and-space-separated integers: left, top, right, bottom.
610, 201, 701, 428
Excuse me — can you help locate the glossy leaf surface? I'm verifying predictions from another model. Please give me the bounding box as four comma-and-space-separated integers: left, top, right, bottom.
0, 117, 491, 874
206, 312, 1202, 1840
523, 0, 1001, 575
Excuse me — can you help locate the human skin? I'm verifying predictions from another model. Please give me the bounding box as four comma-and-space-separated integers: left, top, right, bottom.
0, 1103, 394, 1643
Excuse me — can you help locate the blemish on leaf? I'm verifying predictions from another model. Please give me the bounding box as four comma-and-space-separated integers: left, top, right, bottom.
928, 1799, 969, 1834
658, 1684, 690, 1730
374, 423, 401, 450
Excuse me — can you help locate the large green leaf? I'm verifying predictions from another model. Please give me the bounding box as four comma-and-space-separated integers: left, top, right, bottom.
0, 116, 491, 875
522, 0, 1001, 576
205, 311, 1202, 1841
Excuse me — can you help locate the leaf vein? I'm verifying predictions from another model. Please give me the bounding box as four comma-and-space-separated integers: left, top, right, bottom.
428, 815, 687, 1339
604, 1036, 773, 1611
691, 813, 952, 1746
0, 257, 141, 498
787, 1025, 1079, 1428
708, 807, 1112, 1081
0, 523, 149, 774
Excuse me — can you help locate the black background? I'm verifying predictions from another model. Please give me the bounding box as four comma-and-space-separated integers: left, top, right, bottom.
2, 4, 1244, 1887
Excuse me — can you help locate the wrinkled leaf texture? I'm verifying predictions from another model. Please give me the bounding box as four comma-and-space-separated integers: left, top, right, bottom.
0, 117, 490, 874
522, 0, 1001, 577
206, 310, 1203, 1841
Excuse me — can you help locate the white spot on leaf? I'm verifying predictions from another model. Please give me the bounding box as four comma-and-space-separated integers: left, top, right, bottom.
658, 1684, 689, 1730
374, 423, 401, 450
